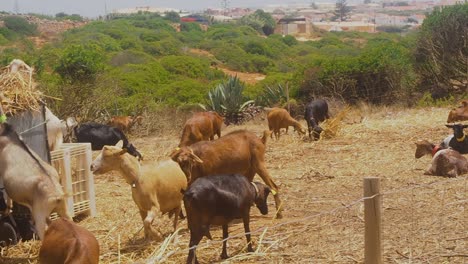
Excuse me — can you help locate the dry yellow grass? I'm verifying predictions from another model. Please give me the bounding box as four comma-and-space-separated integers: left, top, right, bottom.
1, 105, 467, 264
0, 63, 44, 115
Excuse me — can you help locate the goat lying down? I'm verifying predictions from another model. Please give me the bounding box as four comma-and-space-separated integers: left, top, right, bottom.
424, 148, 468, 178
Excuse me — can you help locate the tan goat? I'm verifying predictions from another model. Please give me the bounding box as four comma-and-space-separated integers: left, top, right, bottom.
0, 123, 71, 240
267, 108, 306, 140
91, 145, 187, 240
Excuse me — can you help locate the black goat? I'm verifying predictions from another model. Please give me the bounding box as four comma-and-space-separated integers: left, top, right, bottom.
183, 174, 270, 264
446, 124, 468, 154
75, 122, 142, 160
304, 99, 330, 140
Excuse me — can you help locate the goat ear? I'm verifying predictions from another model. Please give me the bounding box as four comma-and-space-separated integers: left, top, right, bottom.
446, 124, 453, 128
463, 125, 468, 129
169, 148, 181, 161
115, 140, 124, 148
190, 152, 203, 163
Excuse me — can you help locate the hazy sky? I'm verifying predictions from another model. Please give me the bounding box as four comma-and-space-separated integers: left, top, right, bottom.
0, 0, 310, 18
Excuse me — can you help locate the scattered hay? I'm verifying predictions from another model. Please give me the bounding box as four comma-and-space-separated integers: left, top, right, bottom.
0, 59, 43, 115
320, 106, 350, 139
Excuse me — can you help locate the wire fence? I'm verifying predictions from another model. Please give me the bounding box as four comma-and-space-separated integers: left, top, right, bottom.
144, 176, 467, 263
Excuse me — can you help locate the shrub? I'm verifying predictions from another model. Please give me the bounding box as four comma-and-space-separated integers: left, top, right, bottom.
2, 16, 38, 36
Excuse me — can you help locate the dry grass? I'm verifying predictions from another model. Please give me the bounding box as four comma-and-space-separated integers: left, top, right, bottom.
0, 65, 44, 115
1, 105, 467, 264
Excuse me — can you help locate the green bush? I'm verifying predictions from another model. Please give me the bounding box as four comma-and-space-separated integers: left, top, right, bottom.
109, 50, 153, 67
2, 16, 38, 36
55, 44, 106, 83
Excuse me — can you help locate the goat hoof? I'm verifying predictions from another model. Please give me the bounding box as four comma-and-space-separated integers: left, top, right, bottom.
220, 253, 229, 259
247, 246, 254, 253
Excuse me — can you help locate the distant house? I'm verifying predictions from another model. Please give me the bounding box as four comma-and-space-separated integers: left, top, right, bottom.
275, 17, 312, 36
313, 21, 376, 33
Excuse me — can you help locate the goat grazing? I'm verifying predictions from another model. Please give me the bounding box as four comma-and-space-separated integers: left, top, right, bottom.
305, 99, 330, 140
39, 218, 99, 264
184, 174, 270, 263
91, 145, 187, 240
179, 112, 224, 147
266, 108, 305, 140
170, 129, 283, 218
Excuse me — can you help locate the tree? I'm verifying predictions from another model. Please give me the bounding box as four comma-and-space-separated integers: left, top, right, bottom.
415, 3, 468, 95
333, 0, 351, 22
239, 9, 276, 36
164, 11, 180, 23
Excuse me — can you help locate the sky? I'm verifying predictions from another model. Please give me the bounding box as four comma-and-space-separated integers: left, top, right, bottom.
0, 0, 313, 18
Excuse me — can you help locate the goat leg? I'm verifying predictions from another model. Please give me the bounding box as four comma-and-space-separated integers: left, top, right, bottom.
220, 224, 229, 259
2, 196, 12, 216
144, 208, 162, 240
243, 212, 254, 252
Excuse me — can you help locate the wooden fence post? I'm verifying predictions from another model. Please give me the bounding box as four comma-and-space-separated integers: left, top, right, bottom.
364, 177, 382, 264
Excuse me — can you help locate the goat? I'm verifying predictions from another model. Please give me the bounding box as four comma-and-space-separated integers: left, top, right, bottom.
170, 129, 283, 218
424, 149, 468, 177
0, 123, 71, 239
447, 100, 468, 123
184, 174, 270, 263
38, 218, 99, 264
75, 122, 143, 160
108, 115, 143, 133
266, 108, 305, 140
91, 145, 187, 240
445, 124, 468, 154
179, 112, 224, 147
414, 135, 453, 158
45, 107, 64, 151
305, 99, 330, 140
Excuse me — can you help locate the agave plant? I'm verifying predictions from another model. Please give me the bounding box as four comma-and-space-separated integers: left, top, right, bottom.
200, 76, 254, 124
260, 83, 289, 107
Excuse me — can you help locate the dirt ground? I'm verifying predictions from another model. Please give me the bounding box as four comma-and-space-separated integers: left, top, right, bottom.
1, 105, 467, 264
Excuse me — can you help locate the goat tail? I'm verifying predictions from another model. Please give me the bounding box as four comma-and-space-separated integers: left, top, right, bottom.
261, 130, 271, 145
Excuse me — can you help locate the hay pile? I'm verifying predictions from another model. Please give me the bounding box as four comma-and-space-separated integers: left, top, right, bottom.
320, 106, 350, 139
0, 59, 43, 115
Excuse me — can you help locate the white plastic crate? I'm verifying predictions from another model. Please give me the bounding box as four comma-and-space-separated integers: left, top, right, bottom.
50, 143, 97, 218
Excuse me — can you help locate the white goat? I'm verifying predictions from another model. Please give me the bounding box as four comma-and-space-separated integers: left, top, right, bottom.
90, 144, 187, 240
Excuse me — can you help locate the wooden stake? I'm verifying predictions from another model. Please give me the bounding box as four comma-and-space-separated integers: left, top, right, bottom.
364, 177, 382, 264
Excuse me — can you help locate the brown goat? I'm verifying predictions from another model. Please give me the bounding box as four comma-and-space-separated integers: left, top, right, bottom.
424, 149, 468, 177
170, 129, 283, 218
178, 112, 224, 147
447, 100, 468, 123
39, 218, 99, 264
108, 115, 143, 133
267, 108, 305, 140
